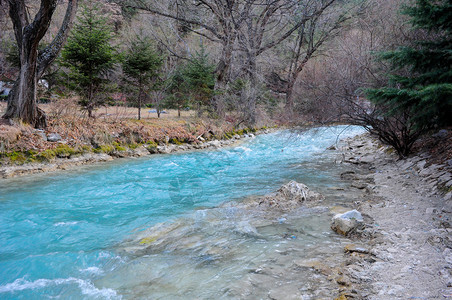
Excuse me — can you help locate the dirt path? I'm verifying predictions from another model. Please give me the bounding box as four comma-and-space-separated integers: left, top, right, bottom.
335, 134, 452, 299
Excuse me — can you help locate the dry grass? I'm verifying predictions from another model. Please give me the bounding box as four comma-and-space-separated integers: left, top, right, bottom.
0, 100, 194, 121
0, 99, 235, 154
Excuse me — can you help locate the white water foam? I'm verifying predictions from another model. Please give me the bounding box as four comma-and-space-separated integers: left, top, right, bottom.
80, 266, 104, 275
0, 277, 119, 299
236, 146, 252, 152
54, 221, 79, 227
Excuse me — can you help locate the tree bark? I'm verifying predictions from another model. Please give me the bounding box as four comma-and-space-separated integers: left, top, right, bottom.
3, 0, 78, 128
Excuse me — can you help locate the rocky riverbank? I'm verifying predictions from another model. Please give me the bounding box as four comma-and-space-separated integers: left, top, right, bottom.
330, 133, 452, 299
0, 130, 269, 179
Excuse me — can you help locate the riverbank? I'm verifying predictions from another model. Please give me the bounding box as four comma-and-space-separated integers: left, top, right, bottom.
0, 128, 274, 178
331, 133, 452, 299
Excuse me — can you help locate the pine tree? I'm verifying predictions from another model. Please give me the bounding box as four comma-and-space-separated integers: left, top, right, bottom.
166, 47, 215, 116
123, 35, 163, 120
60, 2, 117, 118
366, 0, 452, 130
183, 47, 215, 112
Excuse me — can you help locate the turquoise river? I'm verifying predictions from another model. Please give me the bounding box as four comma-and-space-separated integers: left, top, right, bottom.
0, 126, 365, 299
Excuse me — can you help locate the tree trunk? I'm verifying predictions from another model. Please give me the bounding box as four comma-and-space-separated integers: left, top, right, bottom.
3, 0, 78, 128
3, 53, 46, 128
213, 33, 236, 116
138, 89, 142, 120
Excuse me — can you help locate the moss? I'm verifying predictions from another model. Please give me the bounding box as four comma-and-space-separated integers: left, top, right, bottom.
223, 131, 234, 139
146, 140, 158, 148
128, 143, 140, 149
6, 151, 28, 164
36, 149, 57, 162
112, 141, 127, 152
139, 237, 157, 244
54, 144, 77, 158
78, 145, 93, 153
94, 144, 115, 154
169, 138, 182, 145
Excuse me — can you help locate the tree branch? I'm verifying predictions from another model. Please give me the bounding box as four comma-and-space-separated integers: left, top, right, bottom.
37, 0, 78, 78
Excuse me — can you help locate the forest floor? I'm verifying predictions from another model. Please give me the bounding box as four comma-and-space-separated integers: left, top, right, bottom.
332, 131, 452, 299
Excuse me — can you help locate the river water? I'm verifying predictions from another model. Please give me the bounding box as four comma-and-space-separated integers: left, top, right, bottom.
0, 126, 365, 299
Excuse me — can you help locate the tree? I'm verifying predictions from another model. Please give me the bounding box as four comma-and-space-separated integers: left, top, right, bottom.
182, 47, 216, 114
366, 0, 452, 131
166, 66, 190, 118
165, 48, 215, 116
2, 0, 78, 128
60, 2, 117, 118
123, 35, 163, 120
116, 0, 335, 122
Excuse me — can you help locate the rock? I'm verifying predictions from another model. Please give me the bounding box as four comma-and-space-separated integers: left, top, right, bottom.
344, 244, 369, 254
131, 146, 149, 157
351, 181, 368, 189
293, 259, 333, 276
147, 146, 158, 154
268, 285, 302, 300
276, 180, 324, 202
156, 145, 176, 154
208, 140, 221, 148
331, 210, 364, 236
239, 181, 323, 211
202, 132, 212, 140
432, 129, 448, 139
233, 221, 261, 238
336, 275, 351, 286
34, 129, 47, 140
47, 133, 62, 142
327, 145, 337, 150
340, 171, 357, 180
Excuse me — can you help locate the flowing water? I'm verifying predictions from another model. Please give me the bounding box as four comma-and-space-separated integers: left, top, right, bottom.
0, 126, 365, 299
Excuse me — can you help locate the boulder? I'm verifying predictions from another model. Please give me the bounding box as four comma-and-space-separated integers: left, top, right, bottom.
34, 129, 47, 140
276, 180, 324, 202
47, 133, 62, 142
432, 129, 448, 139
208, 140, 221, 148
331, 210, 363, 236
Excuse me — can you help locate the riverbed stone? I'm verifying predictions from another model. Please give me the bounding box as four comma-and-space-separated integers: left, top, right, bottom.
331, 210, 364, 236
344, 244, 369, 254
268, 285, 302, 300
276, 180, 324, 202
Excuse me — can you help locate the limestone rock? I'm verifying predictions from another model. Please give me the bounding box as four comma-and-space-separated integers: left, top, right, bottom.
47, 133, 62, 142
34, 129, 47, 140
344, 244, 369, 254
331, 210, 364, 236
276, 180, 324, 202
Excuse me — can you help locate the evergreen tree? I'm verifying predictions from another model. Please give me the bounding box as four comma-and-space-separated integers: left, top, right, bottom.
366, 0, 452, 130
183, 47, 215, 112
123, 35, 163, 120
166, 47, 215, 115
60, 2, 117, 118
166, 66, 190, 118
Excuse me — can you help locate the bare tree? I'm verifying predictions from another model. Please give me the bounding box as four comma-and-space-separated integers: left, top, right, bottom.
2, 0, 78, 128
